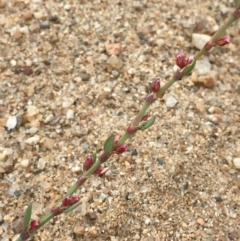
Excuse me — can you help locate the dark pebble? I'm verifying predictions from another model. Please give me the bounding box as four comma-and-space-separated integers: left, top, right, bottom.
40, 21, 50, 29
215, 196, 223, 202
131, 149, 138, 156
157, 158, 165, 165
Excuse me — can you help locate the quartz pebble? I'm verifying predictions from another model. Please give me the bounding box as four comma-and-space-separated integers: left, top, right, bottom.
6, 116, 17, 130
66, 109, 74, 119
25, 135, 40, 145
233, 158, 240, 169
20, 159, 29, 167
192, 33, 211, 50
165, 96, 178, 108
37, 158, 46, 170
27, 105, 39, 116
194, 57, 211, 75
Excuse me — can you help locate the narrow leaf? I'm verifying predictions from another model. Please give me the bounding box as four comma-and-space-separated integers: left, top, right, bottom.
91, 153, 97, 163
182, 60, 196, 75
23, 203, 32, 229
140, 116, 156, 130
103, 134, 115, 153
63, 202, 81, 213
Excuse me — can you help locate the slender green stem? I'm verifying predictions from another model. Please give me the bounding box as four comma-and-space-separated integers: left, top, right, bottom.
118, 132, 131, 145
131, 102, 151, 127
156, 78, 177, 98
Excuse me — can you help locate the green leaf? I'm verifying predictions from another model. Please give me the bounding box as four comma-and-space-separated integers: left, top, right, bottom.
91, 153, 97, 163
140, 116, 156, 130
235, 0, 240, 7
182, 60, 196, 75
63, 202, 81, 214
103, 134, 115, 153
23, 203, 32, 229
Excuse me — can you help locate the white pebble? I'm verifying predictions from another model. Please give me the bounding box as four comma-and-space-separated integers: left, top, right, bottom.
195, 57, 211, 75
27, 105, 39, 116
192, 33, 211, 50
37, 158, 46, 170
66, 109, 74, 119
25, 135, 40, 145
6, 116, 17, 130
10, 60, 17, 66
28, 127, 39, 134
233, 158, 240, 169
165, 96, 178, 108
44, 114, 54, 123
62, 99, 74, 108
20, 159, 29, 167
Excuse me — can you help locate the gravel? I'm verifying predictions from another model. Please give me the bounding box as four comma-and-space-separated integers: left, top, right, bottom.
0, 0, 240, 241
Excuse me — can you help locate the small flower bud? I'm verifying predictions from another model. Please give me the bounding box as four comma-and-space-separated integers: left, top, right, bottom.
151, 78, 161, 92
29, 220, 40, 231
114, 143, 127, 154
141, 114, 150, 122
204, 42, 213, 51
126, 125, 138, 134
51, 207, 63, 216
233, 6, 240, 18
146, 93, 156, 103
215, 36, 230, 46
83, 156, 94, 171
62, 196, 80, 207
94, 165, 104, 175
176, 54, 193, 69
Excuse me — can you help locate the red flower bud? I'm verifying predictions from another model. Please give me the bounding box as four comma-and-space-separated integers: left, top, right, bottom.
83, 156, 94, 171
114, 143, 127, 154
62, 196, 80, 207
151, 78, 161, 92
146, 93, 156, 103
141, 114, 150, 121
126, 125, 138, 134
94, 165, 104, 175
215, 36, 230, 46
204, 42, 213, 51
176, 54, 193, 69
29, 220, 40, 231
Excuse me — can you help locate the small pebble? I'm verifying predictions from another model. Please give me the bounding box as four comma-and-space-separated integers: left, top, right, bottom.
165, 96, 178, 108
197, 218, 205, 225
73, 226, 85, 237
6, 116, 17, 130
27, 105, 39, 116
66, 109, 74, 119
40, 21, 50, 29
233, 157, 240, 169
23, 11, 33, 21
195, 57, 211, 75
192, 33, 211, 50
37, 158, 46, 170
25, 135, 40, 145
20, 159, 29, 167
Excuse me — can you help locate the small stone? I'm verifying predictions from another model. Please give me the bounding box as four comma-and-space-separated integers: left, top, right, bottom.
228, 230, 240, 240
105, 43, 122, 55
86, 211, 97, 221
0, 1, 6, 8
13, 28, 22, 39
215, 196, 223, 202
233, 158, 240, 169
41, 137, 54, 150
40, 21, 50, 29
197, 218, 205, 225
25, 135, 40, 145
20, 159, 29, 167
44, 114, 54, 123
10, 59, 17, 66
37, 158, 46, 170
108, 55, 123, 70
6, 116, 17, 130
23, 11, 33, 21
88, 226, 98, 238
195, 57, 211, 75
192, 33, 211, 50
0, 152, 7, 162
165, 96, 178, 108
192, 71, 217, 88
33, 12, 43, 19
66, 109, 74, 119
79, 72, 90, 81
27, 105, 39, 116
62, 99, 74, 108
28, 127, 39, 134
73, 226, 85, 237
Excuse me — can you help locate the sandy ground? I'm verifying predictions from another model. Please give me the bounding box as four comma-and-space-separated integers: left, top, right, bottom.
0, 0, 240, 240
